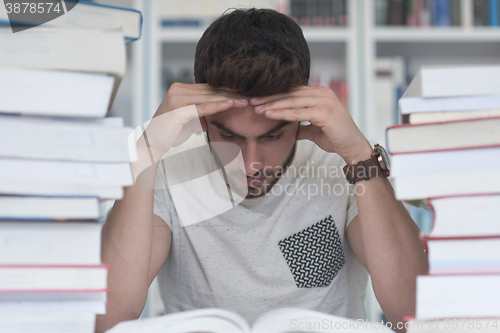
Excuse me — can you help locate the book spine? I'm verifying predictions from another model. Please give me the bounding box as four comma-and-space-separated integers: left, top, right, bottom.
414, 0, 423, 25
420, 0, 432, 25
290, 0, 300, 23
300, 0, 310, 26
375, 0, 389, 25
340, 0, 348, 25
489, 0, 499, 25
461, 0, 474, 27
318, 0, 331, 26
498, 0, 500, 24
474, 0, 490, 25
433, 0, 451, 25
406, 0, 417, 25
450, 0, 462, 25
307, 0, 319, 25
389, 0, 406, 25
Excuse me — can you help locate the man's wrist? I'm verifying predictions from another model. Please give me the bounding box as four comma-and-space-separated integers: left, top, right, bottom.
343, 141, 374, 166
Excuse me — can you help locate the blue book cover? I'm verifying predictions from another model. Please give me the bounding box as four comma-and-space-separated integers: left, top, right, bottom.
489, 0, 499, 26
433, 0, 451, 26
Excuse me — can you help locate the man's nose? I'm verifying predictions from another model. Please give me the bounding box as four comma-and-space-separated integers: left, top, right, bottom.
241, 142, 263, 176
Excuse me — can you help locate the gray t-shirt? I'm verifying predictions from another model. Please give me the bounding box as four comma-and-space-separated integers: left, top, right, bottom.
153, 138, 368, 324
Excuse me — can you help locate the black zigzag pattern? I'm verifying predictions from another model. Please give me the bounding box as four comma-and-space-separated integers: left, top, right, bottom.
278, 215, 345, 288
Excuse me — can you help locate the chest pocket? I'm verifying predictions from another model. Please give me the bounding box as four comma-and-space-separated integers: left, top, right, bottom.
278, 215, 345, 288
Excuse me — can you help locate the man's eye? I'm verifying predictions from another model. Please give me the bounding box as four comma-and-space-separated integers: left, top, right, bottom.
220, 133, 236, 141
267, 132, 284, 141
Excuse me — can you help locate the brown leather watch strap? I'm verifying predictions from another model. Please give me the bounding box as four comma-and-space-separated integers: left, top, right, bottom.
343, 156, 383, 184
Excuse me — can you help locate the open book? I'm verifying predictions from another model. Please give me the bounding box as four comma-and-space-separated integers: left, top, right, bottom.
106, 308, 393, 333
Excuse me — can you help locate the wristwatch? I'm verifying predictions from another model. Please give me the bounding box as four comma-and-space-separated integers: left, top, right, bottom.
343, 144, 391, 184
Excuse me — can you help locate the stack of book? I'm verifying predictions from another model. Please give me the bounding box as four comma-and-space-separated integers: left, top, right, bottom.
386, 64, 500, 330
289, 0, 348, 26
375, 0, 500, 27
375, 0, 462, 26
0, 3, 141, 332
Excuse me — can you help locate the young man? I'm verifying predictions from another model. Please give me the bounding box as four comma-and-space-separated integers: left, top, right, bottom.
97, 8, 428, 333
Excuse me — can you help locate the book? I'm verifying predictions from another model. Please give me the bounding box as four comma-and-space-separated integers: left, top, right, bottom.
0, 180, 123, 200
0, 299, 105, 314
390, 146, 500, 199
0, 28, 126, 112
393, 169, 500, 200
389, 0, 406, 25
0, 197, 101, 221
0, 68, 114, 118
433, 0, 451, 26
489, 0, 499, 25
426, 194, 500, 237
106, 307, 393, 333
409, 65, 500, 98
0, 290, 107, 302
450, 0, 461, 25
461, 0, 474, 27
474, 0, 490, 25
408, 109, 500, 124
0, 158, 133, 187
399, 92, 500, 114
0, 265, 107, 292
386, 117, 500, 153
390, 140, 500, 174
416, 274, 500, 319
0, 0, 142, 41
375, 0, 389, 25
374, 57, 406, 144
0, 222, 102, 264
0, 312, 95, 333
0, 114, 135, 162
425, 236, 500, 274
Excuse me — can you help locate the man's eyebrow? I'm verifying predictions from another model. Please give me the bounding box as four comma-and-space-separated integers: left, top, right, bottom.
256, 121, 291, 138
211, 121, 245, 139
210, 121, 291, 139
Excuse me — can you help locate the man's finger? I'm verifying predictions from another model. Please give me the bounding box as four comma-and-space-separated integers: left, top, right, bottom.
254, 96, 319, 114
195, 99, 248, 117
248, 86, 320, 105
176, 94, 245, 105
262, 107, 329, 128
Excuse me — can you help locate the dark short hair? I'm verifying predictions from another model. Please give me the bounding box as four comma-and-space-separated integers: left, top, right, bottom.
194, 8, 310, 97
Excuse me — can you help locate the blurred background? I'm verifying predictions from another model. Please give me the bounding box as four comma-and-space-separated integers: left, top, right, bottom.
94, 0, 500, 323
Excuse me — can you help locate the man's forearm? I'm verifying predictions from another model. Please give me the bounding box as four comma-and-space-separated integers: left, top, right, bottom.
355, 177, 428, 330
96, 149, 159, 332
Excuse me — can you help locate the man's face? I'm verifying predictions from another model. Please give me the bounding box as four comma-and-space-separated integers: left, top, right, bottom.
206, 104, 299, 198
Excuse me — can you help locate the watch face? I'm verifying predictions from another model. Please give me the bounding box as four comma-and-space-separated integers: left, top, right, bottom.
380, 145, 391, 172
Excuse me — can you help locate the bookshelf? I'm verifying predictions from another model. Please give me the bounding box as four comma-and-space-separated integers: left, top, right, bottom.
121, 0, 500, 323
362, 0, 500, 145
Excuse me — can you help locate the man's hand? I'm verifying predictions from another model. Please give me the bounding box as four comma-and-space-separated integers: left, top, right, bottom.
146, 83, 249, 160
249, 85, 372, 165
132, 83, 248, 184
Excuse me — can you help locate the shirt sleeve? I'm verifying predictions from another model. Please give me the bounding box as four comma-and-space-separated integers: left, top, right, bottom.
153, 160, 173, 230
346, 184, 358, 228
